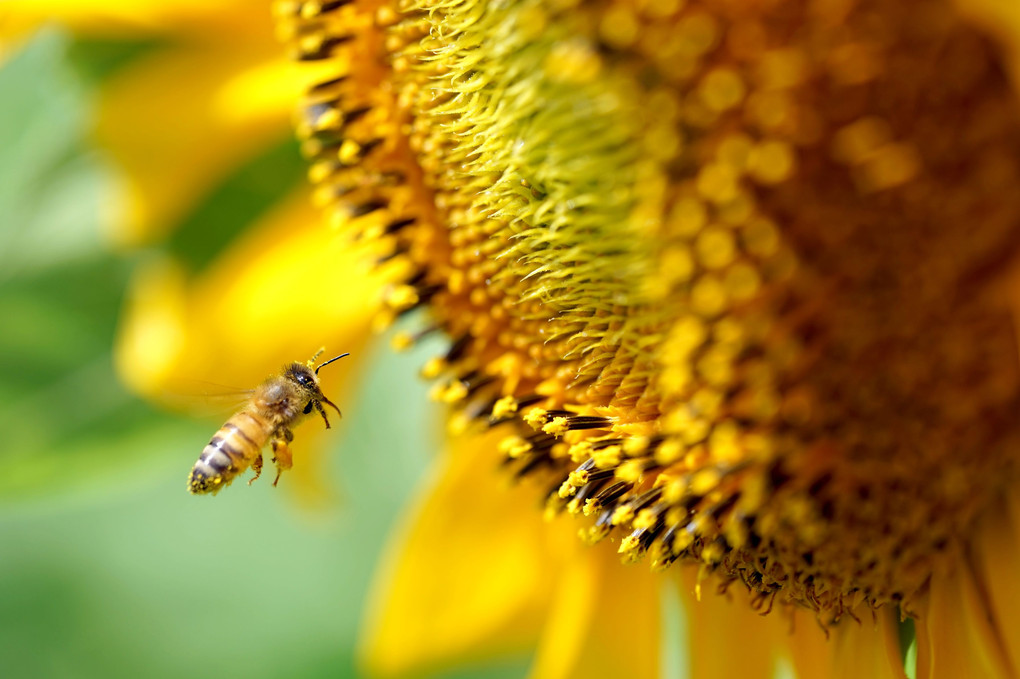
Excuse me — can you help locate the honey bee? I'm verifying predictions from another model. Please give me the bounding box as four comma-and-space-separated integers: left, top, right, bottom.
188, 350, 349, 495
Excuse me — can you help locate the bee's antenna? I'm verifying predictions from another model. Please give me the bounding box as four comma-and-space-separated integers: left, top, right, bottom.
315, 353, 350, 375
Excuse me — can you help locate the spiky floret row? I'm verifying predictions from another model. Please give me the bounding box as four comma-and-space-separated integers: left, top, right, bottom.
279, 0, 1020, 622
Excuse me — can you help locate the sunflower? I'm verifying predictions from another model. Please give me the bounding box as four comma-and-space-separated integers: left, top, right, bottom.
271, 0, 1020, 677
17, 0, 1020, 676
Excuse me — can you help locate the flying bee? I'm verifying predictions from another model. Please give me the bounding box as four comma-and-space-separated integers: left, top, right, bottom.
188, 350, 349, 495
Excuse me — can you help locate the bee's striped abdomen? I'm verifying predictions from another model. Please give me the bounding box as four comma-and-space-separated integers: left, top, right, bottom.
188, 411, 271, 494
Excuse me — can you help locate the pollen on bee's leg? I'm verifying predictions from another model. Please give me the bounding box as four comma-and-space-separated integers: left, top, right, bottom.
248, 453, 264, 486
270, 438, 293, 487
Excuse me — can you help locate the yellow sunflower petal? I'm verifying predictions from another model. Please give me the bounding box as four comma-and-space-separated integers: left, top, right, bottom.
677, 570, 779, 679
358, 429, 558, 677
0, 0, 271, 40
97, 45, 292, 246
917, 553, 1017, 679
213, 57, 339, 128
528, 540, 660, 679
784, 608, 907, 679
115, 189, 382, 400
113, 253, 189, 394
967, 488, 1020, 676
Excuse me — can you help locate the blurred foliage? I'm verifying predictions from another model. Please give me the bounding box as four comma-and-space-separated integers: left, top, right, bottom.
0, 31, 532, 679
0, 29, 148, 497
164, 136, 305, 273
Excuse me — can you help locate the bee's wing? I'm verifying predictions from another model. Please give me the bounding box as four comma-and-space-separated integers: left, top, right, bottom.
152, 379, 254, 418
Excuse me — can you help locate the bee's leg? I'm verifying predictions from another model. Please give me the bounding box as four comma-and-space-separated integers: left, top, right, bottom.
270, 435, 293, 487
247, 452, 263, 486
313, 400, 331, 429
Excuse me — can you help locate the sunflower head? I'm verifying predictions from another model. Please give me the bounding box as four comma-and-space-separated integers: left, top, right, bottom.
278, 0, 1020, 621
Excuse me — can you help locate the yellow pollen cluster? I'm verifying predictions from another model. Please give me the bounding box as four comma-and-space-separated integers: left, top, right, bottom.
278, 0, 1020, 621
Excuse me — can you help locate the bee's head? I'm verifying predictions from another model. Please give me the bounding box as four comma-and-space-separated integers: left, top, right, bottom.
284, 362, 322, 398
286, 352, 348, 418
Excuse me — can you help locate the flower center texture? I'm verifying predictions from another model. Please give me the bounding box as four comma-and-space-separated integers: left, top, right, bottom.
277, 0, 1020, 620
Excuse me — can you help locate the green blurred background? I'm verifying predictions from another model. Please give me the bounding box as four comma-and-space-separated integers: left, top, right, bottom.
0, 31, 538, 679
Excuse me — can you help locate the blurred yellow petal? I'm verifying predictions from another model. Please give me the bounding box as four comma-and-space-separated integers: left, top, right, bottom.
785, 608, 906, 679
960, 486, 1020, 677
916, 553, 1017, 679
114, 254, 190, 393
362, 424, 663, 679
214, 57, 338, 128
115, 189, 383, 399
1, 1, 323, 244
359, 429, 559, 677
97, 46, 292, 245
832, 615, 909, 679
678, 571, 779, 679
1, 0, 272, 41
529, 541, 660, 679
